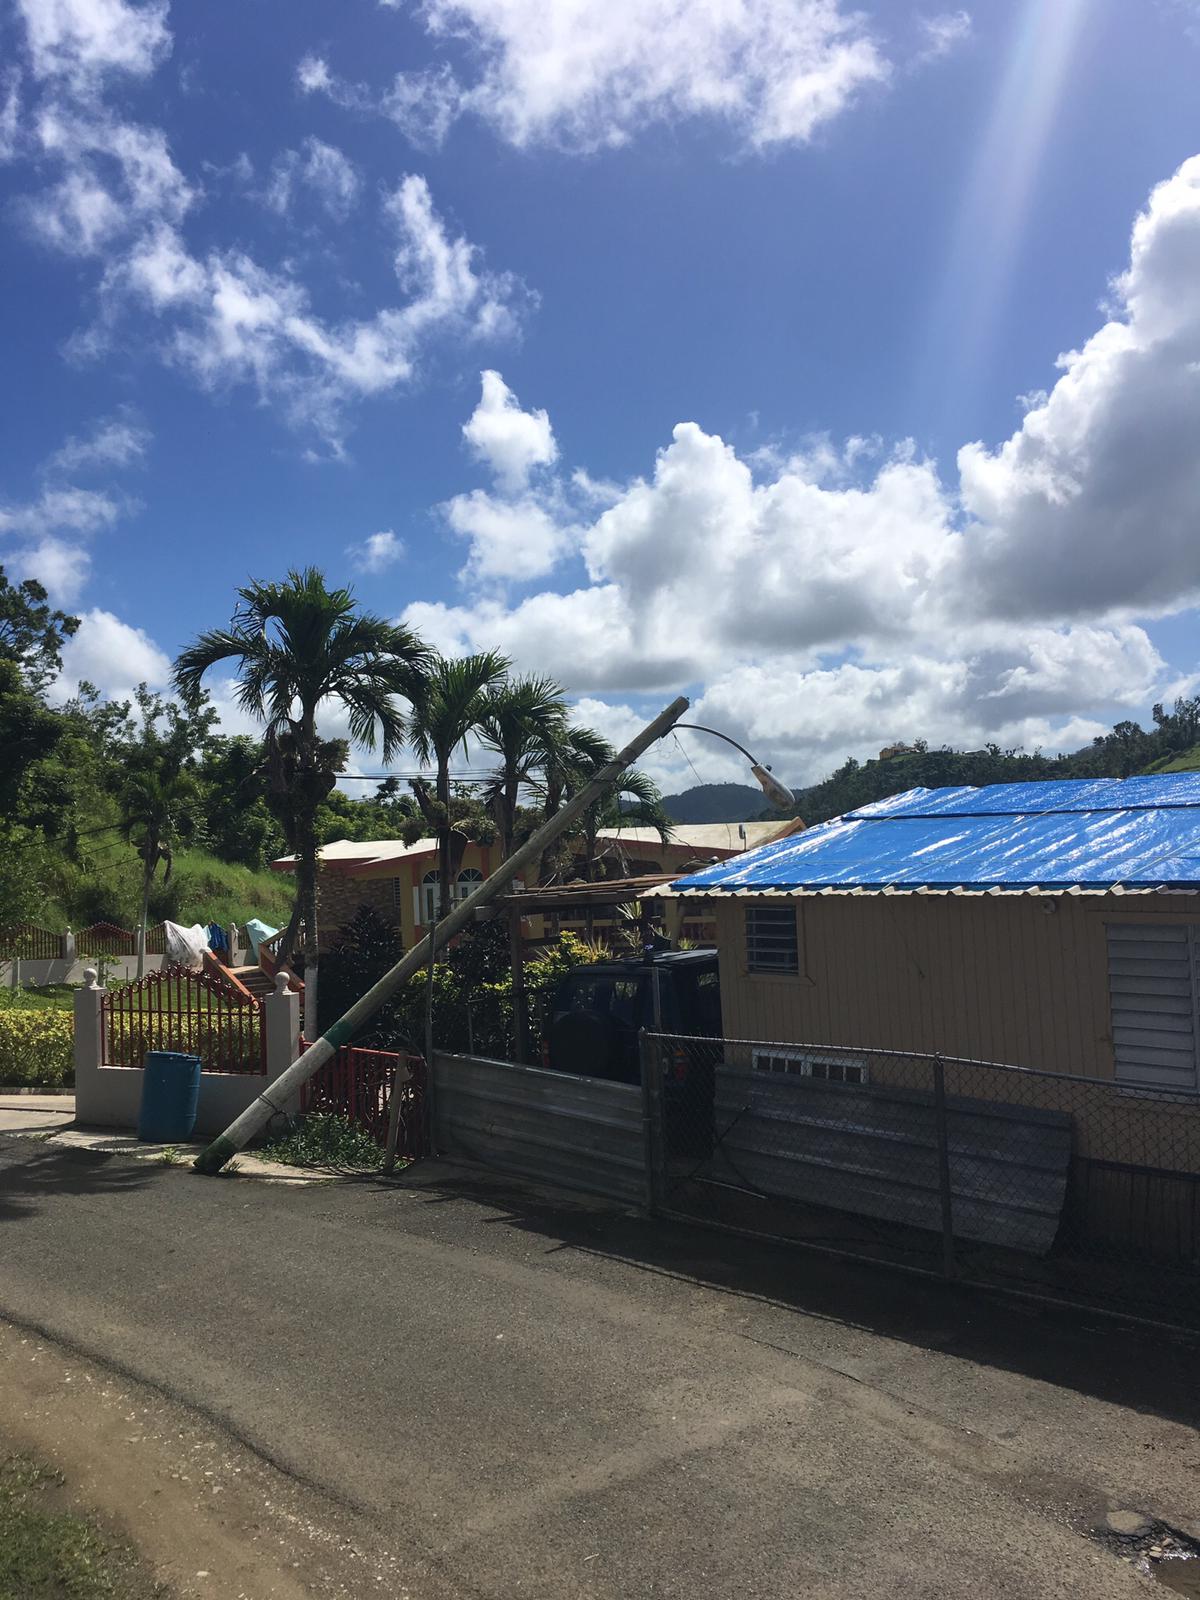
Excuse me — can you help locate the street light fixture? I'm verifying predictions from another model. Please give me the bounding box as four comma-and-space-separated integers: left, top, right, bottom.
673, 722, 795, 811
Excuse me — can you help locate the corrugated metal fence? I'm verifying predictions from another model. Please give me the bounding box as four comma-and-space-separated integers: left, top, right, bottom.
416, 1040, 1200, 1329
433, 1053, 646, 1205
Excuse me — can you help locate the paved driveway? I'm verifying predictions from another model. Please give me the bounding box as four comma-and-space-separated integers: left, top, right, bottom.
0, 1130, 1196, 1598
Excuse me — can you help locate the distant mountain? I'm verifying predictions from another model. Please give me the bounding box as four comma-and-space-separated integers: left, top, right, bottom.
660, 783, 770, 824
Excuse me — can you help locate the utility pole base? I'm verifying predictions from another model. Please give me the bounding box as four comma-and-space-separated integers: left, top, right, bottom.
193, 1135, 239, 1175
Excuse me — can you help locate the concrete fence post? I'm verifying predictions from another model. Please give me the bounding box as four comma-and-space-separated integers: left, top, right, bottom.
263, 972, 302, 1119
73, 970, 106, 1124
63, 928, 76, 963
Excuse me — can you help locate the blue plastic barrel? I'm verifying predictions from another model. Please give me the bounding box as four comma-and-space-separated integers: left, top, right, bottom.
138, 1051, 202, 1142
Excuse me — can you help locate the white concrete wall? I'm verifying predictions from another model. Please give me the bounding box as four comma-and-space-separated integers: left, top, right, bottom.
2, 956, 168, 987
73, 970, 300, 1138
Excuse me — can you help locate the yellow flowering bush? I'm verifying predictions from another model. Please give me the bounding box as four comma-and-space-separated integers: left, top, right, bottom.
0, 1011, 74, 1087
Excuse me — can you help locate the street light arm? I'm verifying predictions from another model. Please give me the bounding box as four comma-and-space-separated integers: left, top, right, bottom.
674, 722, 759, 767
674, 722, 795, 810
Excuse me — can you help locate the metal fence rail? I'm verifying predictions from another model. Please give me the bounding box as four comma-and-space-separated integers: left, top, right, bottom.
433, 1052, 647, 1205
300, 1038, 427, 1159
643, 1032, 1200, 1330
0, 924, 63, 960
76, 922, 136, 957
102, 964, 265, 1075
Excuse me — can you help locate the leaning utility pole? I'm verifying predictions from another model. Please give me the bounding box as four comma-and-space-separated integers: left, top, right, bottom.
194, 696, 690, 1175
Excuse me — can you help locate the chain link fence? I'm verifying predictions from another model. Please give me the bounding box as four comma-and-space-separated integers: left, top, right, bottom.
641, 1032, 1200, 1330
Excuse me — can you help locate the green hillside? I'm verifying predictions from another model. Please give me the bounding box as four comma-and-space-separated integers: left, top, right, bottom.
42, 843, 293, 934
1143, 745, 1200, 774
660, 782, 770, 823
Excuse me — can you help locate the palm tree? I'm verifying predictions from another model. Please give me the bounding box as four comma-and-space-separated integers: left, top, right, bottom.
479, 674, 566, 860
120, 767, 199, 977
579, 762, 673, 881
530, 725, 672, 883
530, 723, 612, 885
409, 651, 511, 917
173, 569, 429, 1015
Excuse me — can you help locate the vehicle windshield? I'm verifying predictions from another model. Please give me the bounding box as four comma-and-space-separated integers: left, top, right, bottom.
559, 974, 644, 1030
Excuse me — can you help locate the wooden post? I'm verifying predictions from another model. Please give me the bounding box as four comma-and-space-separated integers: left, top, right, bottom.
509, 902, 526, 1064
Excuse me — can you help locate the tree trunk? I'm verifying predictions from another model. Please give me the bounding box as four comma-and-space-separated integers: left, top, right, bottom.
295, 806, 320, 1031
137, 844, 153, 979
436, 754, 453, 917
503, 763, 518, 860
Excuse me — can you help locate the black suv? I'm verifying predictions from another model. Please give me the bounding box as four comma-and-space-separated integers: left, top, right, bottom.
542, 949, 722, 1084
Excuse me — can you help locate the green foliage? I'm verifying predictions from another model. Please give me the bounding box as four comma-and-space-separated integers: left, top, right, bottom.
313, 785, 419, 846
0, 825, 53, 928
0, 570, 80, 692
0, 1010, 73, 1087
316, 906, 596, 1059
786, 697, 1200, 825
195, 735, 285, 869
259, 1112, 384, 1169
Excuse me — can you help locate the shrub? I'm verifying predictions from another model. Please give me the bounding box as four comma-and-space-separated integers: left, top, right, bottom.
0, 1010, 73, 1087
259, 1113, 383, 1170
316, 907, 599, 1060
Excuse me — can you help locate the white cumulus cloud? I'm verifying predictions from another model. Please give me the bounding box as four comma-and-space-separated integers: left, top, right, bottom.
402, 154, 1200, 783
16, 0, 170, 86
308, 0, 896, 153
14, 536, 92, 603
52, 606, 172, 702
462, 369, 557, 490
348, 529, 405, 574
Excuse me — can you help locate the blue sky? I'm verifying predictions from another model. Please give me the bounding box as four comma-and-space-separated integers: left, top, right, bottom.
3, 0, 1200, 789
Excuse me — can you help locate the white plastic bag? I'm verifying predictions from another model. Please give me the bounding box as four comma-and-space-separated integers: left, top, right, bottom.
163, 921, 211, 970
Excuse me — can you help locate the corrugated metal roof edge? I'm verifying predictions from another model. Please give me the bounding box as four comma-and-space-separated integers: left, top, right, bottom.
649, 883, 1200, 898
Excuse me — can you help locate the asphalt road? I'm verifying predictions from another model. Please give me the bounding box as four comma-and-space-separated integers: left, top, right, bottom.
1, 1130, 1198, 1600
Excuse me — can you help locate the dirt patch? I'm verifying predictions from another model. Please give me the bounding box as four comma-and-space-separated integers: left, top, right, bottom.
0, 1320, 414, 1600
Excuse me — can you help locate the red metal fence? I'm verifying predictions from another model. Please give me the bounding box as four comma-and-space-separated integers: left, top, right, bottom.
102, 964, 265, 1075
0, 924, 63, 960
300, 1039, 427, 1158
76, 922, 136, 957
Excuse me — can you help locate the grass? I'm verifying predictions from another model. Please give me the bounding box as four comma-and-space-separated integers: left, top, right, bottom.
40, 843, 294, 937
0, 985, 77, 1014
0, 1452, 165, 1600
1144, 744, 1200, 774
258, 1112, 385, 1170
163, 849, 294, 928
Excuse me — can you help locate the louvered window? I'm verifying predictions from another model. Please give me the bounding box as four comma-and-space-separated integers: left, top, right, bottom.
745, 905, 799, 975
1106, 923, 1199, 1093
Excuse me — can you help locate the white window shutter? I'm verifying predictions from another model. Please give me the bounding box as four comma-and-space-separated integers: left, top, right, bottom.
1107, 923, 1199, 1091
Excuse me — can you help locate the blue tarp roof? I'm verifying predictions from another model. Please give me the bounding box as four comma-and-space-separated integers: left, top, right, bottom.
670, 776, 1200, 895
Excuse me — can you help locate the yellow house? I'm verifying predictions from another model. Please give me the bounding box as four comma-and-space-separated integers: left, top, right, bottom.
272, 819, 803, 951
